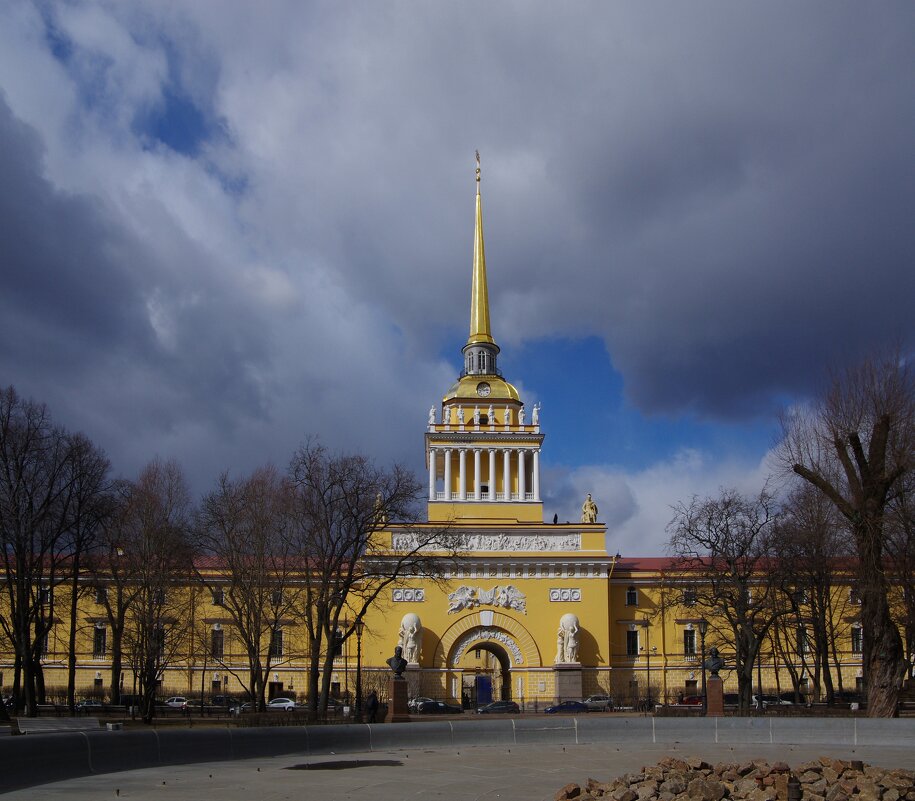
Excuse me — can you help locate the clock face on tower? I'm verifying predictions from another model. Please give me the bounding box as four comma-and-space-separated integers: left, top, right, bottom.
476, 381, 491, 397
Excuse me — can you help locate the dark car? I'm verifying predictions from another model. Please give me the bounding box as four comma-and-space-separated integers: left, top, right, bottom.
544, 700, 588, 714
723, 693, 740, 707
417, 700, 463, 714
477, 700, 520, 714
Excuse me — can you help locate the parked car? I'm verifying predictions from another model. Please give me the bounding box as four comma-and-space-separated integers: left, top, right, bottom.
723, 693, 740, 707
583, 694, 614, 711
752, 694, 793, 709
408, 696, 434, 713
477, 700, 520, 714
75, 698, 105, 710
164, 696, 188, 709
778, 691, 806, 704
544, 700, 589, 714
266, 697, 297, 711
680, 695, 704, 706
417, 700, 463, 714
211, 695, 241, 709
831, 690, 865, 706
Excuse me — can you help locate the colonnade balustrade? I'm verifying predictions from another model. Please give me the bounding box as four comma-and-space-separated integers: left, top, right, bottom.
428, 446, 541, 502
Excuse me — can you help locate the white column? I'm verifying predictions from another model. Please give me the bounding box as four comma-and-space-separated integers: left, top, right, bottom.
473, 449, 482, 500
503, 448, 512, 500
428, 448, 437, 500
488, 449, 497, 500
459, 449, 467, 501
518, 449, 527, 499
532, 448, 540, 502
444, 449, 452, 500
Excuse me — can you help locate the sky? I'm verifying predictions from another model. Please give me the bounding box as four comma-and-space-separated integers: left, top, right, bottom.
1, 1, 913, 556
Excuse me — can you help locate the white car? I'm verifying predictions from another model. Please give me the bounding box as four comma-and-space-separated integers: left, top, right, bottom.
164, 697, 187, 709
267, 697, 297, 711
582, 694, 614, 711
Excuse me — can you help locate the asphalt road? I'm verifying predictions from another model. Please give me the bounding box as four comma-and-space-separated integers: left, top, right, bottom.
6, 740, 915, 801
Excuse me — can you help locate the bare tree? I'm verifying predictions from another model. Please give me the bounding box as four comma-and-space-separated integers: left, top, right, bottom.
84, 479, 145, 706
780, 353, 914, 716
667, 488, 784, 713
289, 440, 455, 716
61, 434, 111, 713
0, 386, 77, 715
194, 465, 303, 711
772, 483, 856, 704
886, 473, 915, 679
117, 460, 194, 723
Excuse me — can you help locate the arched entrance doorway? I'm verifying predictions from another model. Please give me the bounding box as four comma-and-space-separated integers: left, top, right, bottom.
453, 640, 513, 706
434, 611, 541, 707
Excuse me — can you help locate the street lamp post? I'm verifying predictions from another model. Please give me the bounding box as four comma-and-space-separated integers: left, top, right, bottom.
698, 618, 708, 716
354, 619, 365, 722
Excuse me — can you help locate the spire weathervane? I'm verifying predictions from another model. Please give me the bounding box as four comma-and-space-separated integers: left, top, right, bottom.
466, 150, 495, 348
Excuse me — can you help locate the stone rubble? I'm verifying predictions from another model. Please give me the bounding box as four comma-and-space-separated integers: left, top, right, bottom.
554, 757, 915, 801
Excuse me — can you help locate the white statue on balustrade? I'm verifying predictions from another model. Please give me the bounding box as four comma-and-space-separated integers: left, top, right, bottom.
532, 403, 540, 425
457, 405, 464, 425
473, 406, 480, 425
518, 405, 525, 425
487, 404, 494, 423
428, 406, 436, 425
555, 613, 580, 664
398, 612, 423, 664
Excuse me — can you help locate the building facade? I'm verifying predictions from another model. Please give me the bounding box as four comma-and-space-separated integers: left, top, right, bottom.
0, 162, 872, 708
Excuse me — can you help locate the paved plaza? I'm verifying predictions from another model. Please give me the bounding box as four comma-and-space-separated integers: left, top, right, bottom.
6, 740, 915, 801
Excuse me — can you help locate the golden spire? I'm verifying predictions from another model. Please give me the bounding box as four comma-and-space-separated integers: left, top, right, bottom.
468, 150, 496, 347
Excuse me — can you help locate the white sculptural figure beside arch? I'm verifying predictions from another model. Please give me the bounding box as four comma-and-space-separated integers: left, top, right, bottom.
399, 612, 423, 664
555, 612, 580, 664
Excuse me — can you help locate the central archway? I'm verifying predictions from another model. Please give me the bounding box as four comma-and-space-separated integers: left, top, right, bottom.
433, 612, 542, 706
452, 638, 512, 705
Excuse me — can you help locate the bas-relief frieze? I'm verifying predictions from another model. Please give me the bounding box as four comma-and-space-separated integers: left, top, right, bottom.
447, 584, 526, 614
391, 532, 581, 553
452, 628, 524, 666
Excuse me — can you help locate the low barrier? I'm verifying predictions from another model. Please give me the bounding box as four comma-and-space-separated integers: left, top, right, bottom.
4, 716, 915, 794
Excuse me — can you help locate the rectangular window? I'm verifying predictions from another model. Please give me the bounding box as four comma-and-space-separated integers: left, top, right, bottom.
154, 627, 166, 657
211, 628, 224, 659
95, 587, 108, 605
626, 630, 639, 656
797, 626, 809, 654
683, 629, 696, 656
269, 629, 284, 659
625, 587, 638, 606
851, 626, 863, 654
271, 590, 283, 606
39, 587, 50, 605
850, 587, 861, 605
212, 589, 225, 607
682, 589, 697, 607
93, 626, 107, 658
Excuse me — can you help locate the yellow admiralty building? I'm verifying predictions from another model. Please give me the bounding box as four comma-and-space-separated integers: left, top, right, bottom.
1, 163, 879, 711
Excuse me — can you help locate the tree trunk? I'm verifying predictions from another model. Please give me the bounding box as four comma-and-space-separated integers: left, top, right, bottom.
110, 629, 123, 706
858, 521, 906, 717
67, 561, 80, 713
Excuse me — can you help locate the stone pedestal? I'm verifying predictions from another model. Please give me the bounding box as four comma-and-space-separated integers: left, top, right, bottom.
554, 664, 583, 701
706, 675, 724, 717
385, 678, 410, 723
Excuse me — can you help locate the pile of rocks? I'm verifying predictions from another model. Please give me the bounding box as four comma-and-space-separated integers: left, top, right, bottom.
554, 756, 915, 801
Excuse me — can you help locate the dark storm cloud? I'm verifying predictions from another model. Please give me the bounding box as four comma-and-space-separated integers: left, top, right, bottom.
213, 2, 915, 421
0, 94, 272, 460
